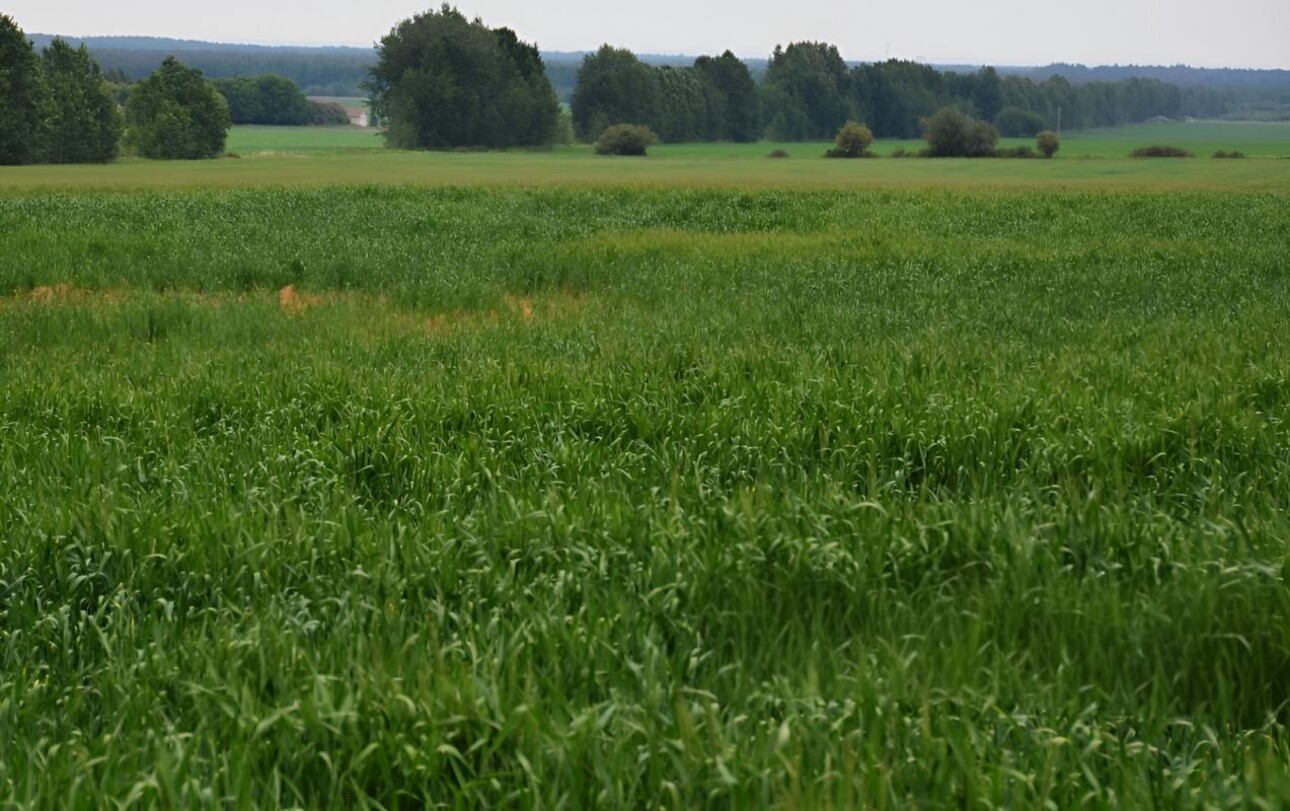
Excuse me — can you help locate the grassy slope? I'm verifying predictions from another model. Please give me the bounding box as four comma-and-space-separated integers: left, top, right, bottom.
1, 183, 1289, 806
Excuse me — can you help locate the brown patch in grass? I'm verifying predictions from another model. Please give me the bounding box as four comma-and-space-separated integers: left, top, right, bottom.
278, 285, 324, 313
4, 283, 588, 338
419, 290, 586, 337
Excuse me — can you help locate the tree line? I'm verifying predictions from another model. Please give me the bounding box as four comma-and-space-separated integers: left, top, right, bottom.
6, 6, 1282, 160
570, 42, 1212, 144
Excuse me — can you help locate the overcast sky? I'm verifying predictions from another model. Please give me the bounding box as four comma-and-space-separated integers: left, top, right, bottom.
8, 0, 1288, 69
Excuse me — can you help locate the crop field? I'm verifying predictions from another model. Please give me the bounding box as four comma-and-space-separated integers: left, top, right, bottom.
1, 126, 1289, 807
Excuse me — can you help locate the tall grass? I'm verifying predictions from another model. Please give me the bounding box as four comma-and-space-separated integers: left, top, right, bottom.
0, 186, 1288, 807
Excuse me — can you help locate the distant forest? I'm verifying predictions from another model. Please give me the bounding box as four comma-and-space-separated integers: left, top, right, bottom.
29, 34, 1290, 123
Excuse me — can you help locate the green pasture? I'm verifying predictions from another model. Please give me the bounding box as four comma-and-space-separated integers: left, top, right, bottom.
0, 120, 1283, 192
0, 181, 1288, 806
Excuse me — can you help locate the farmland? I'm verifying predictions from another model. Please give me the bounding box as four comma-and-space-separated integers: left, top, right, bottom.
1, 123, 1289, 806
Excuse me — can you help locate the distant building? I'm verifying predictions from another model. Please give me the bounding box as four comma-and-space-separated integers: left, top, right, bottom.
350, 110, 370, 128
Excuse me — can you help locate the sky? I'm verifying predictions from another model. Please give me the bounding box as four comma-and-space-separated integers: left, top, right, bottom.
8, 0, 1288, 69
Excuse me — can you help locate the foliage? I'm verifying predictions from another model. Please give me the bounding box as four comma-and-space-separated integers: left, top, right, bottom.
307, 100, 351, 125
367, 5, 559, 149
0, 185, 1288, 806
573, 48, 761, 144
922, 106, 999, 157
1212, 149, 1246, 158
0, 13, 46, 165
996, 144, 1037, 158
39, 39, 122, 164
552, 107, 574, 145
124, 56, 231, 159
27, 36, 378, 97
214, 74, 312, 125
825, 120, 874, 158
767, 148, 789, 158
692, 51, 761, 142
593, 123, 657, 155
762, 42, 855, 140
1037, 130, 1060, 158
995, 105, 1046, 136
1130, 144, 1195, 157
571, 45, 657, 141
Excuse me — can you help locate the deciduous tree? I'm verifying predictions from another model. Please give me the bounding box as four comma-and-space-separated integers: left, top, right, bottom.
367, 5, 559, 149
40, 38, 122, 163
571, 45, 656, 142
0, 14, 46, 165
125, 56, 230, 159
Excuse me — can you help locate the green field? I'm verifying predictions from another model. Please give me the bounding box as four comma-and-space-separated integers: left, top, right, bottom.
1, 125, 1289, 806
0, 121, 1284, 192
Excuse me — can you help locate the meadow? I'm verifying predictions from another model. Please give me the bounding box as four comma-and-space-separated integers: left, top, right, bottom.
0, 123, 1288, 807
0, 121, 1285, 192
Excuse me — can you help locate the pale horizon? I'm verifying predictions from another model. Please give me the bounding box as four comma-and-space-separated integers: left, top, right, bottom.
7, 0, 1288, 70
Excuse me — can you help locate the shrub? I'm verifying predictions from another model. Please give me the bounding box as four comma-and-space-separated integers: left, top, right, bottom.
922, 106, 998, 157
825, 121, 874, 158
594, 123, 657, 156
1036, 130, 1059, 158
996, 145, 1036, 158
1212, 149, 1246, 159
768, 149, 790, 158
1130, 145, 1194, 158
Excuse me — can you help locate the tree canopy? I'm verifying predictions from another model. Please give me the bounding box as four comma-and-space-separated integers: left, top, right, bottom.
0, 14, 45, 165
570, 45, 658, 142
367, 5, 559, 149
125, 56, 231, 159
41, 38, 122, 163
213, 74, 312, 125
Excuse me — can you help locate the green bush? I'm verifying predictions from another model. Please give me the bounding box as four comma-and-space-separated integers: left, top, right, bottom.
1037, 130, 1060, 158
996, 145, 1037, 158
1130, 145, 1194, 158
593, 123, 658, 156
767, 149, 790, 158
922, 107, 998, 157
1212, 149, 1246, 159
825, 121, 874, 158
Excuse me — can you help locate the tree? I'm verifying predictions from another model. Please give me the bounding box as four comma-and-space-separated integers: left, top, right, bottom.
570, 45, 657, 142
0, 14, 46, 165
367, 5, 559, 149
215, 75, 313, 125
593, 123, 657, 156
922, 106, 997, 157
651, 66, 709, 143
40, 39, 122, 163
762, 42, 855, 141
125, 56, 230, 159
1036, 130, 1059, 158
693, 51, 761, 142
826, 121, 874, 157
